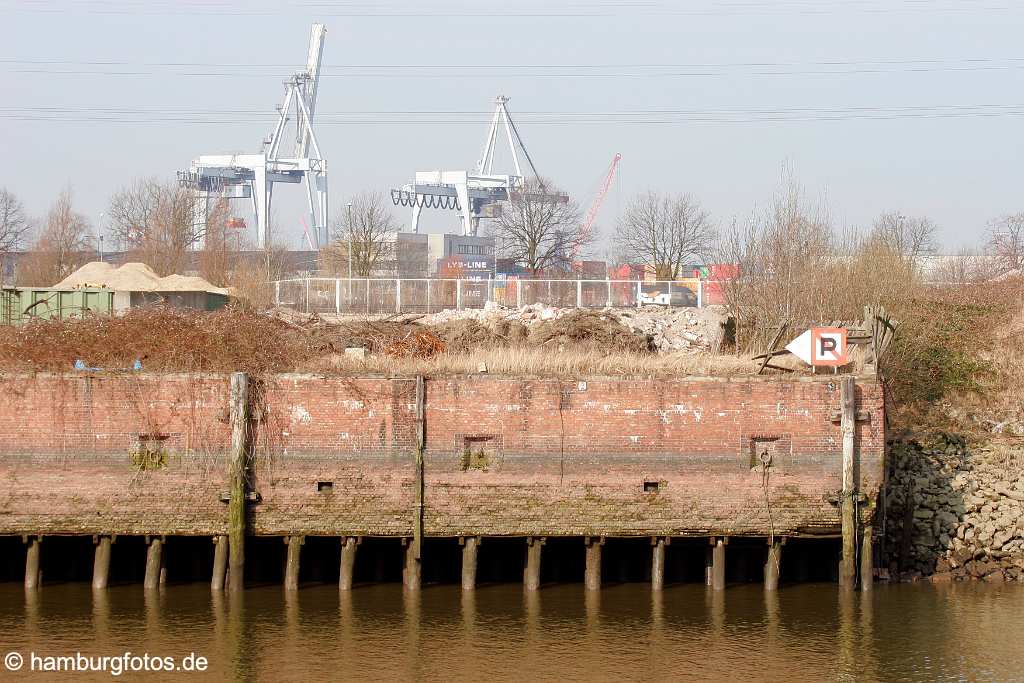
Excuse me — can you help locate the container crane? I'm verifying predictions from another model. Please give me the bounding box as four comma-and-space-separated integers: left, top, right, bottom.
391, 95, 566, 236
178, 24, 329, 250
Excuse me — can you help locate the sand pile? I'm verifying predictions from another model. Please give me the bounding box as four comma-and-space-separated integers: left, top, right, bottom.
55, 262, 229, 295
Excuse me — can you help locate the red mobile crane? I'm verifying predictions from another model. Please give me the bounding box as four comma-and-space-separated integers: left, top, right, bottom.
572, 153, 621, 264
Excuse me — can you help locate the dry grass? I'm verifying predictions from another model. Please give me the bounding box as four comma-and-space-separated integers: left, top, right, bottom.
306, 346, 762, 378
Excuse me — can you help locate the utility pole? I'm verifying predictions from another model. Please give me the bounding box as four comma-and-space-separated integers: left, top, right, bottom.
346, 201, 353, 279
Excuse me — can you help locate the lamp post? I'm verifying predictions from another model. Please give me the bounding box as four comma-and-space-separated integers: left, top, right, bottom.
95, 213, 106, 262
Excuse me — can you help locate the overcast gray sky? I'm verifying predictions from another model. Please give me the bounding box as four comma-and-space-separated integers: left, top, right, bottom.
2, 0, 1022, 251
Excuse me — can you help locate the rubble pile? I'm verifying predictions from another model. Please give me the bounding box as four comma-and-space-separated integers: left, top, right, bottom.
885, 435, 1024, 583
421, 302, 728, 354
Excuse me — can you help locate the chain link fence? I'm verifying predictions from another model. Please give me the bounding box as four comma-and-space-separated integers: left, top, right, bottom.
272, 278, 726, 315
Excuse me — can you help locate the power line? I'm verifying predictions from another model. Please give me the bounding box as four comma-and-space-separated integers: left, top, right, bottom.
3, 103, 1024, 125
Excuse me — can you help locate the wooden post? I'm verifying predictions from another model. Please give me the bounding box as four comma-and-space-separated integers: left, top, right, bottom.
284, 536, 302, 591
584, 537, 602, 591
413, 376, 425, 563
461, 536, 479, 591
228, 372, 250, 592
524, 537, 543, 591
211, 535, 228, 591
840, 376, 857, 591
144, 537, 164, 590
711, 537, 726, 591
764, 538, 783, 591
861, 525, 874, 592
24, 536, 41, 589
651, 537, 666, 591
339, 537, 359, 591
403, 539, 421, 591
92, 536, 112, 590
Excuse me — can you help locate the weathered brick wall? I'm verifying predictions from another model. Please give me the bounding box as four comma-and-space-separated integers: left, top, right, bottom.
0, 373, 885, 538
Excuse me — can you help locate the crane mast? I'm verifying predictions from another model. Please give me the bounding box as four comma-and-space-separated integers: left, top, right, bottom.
573, 153, 621, 261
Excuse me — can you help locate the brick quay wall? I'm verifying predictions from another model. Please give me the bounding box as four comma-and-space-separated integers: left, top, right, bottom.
0, 373, 885, 538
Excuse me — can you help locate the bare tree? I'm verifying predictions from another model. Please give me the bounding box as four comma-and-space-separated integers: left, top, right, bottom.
0, 188, 30, 285
987, 213, 1024, 275
17, 188, 92, 286
107, 178, 208, 275
492, 179, 584, 276
614, 192, 715, 279
870, 211, 937, 272
324, 192, 396, 277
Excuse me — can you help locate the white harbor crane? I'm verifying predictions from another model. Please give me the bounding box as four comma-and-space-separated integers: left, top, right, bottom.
391, 95, 565, 236
178, 24, 329, 249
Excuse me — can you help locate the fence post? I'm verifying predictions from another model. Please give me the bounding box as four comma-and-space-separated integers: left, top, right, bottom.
667, 281, 672, 309
636, 280, 642, 309
487, 274, 493, 306
547, 280, 552, 303
697, 279, 704, 309
456, 279, 462, 310
396, 278, 402, 314
426, 279, 432, 313
366, 278, 370, 314
606, 278, 612, 308
576, 279, 582, 308
275, 281, 281, 306
516, 280, 522, 308
335, 278, 341, 314
305, 279, 310, 313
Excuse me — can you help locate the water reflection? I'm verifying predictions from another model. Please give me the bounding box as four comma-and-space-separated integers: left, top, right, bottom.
1, 583, 1022, 682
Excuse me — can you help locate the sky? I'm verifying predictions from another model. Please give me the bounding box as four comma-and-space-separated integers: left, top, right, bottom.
1, 0, 1023, 252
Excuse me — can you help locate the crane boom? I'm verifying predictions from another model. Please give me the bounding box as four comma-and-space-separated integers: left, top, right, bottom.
573, 153, 621, 260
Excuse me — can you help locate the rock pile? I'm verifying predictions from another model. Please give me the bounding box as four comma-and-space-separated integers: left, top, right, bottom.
885, 435, 1024, 583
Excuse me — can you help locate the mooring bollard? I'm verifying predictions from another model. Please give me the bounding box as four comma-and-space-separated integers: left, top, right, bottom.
711, 537, 726, 591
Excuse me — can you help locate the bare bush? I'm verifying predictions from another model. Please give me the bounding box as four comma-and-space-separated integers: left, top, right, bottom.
986, 213, 1024, 276
614, 191, 715, 279
493, 179, 585, 275
870, 211, 937, 273
717, 176, 923, 350
17, 188, 92, 286
107, 178, 210, 276
324, 192, 396, 277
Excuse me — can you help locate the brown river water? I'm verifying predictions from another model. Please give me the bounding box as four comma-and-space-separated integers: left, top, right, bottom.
1, 582, 1021, 682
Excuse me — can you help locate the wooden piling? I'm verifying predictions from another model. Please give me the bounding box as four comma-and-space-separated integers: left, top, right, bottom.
584, 537, 603, 591
861, 525, 874, 592
403, 538, 421, 591
461, 536, 479, 591
651, 537, 666, 591
144, 537, 164, 590
227, 372, 251, 592
711, 537, 726, 591
339, 537, 359, 591
764, 538, 783, 591
840, 376, 857, 591
284, 536, 302, 591
24, 536, 41, 590
211, 535, 228, 591
92, 536, 112, 590
524, 537, 543, 591
413, 376, 425, 564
